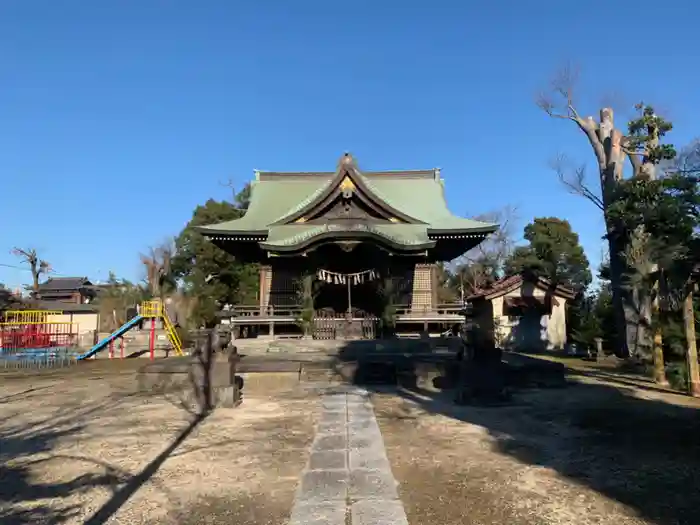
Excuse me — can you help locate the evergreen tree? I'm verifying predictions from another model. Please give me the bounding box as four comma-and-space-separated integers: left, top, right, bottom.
171, 192, 259, 326
504, 217, 591, 293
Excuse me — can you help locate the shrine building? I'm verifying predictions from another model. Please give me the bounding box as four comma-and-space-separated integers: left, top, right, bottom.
198, 153, 497, 339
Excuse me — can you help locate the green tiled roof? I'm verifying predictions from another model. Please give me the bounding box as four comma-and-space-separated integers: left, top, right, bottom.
198, 164, 496, 248
260, 223, 433, 249
199, 177, 333, 233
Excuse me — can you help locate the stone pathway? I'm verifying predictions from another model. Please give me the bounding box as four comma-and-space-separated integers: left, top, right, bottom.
288, 387, 409, 525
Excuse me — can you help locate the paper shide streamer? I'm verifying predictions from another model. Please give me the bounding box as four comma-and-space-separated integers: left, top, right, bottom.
316, 268, 378, 286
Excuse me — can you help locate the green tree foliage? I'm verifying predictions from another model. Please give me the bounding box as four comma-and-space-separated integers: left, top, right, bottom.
504, 217, 592, 293
234, 183, 252, 210
171, 193, 258, 326
626, 103, 676, 168
571, 273, 617, 350
608, 173, 700, 303
503, 217, 592, 349
0, 282, 18, 315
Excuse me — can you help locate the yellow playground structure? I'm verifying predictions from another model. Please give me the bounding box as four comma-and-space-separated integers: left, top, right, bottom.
76, 299, 183, 360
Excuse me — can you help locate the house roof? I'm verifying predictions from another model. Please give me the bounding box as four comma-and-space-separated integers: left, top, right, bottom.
34, 300, 99, 313
469, 273, 576, 301
38, 277, 92, 291
197, 153, 497, 251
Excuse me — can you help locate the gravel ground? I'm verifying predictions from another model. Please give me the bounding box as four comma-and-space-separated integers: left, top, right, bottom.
2, 361, 700, 525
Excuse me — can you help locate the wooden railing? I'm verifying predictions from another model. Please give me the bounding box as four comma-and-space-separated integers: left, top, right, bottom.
220, 305, 302, 318
221, 302, 465, 320
392, 303, 465, 317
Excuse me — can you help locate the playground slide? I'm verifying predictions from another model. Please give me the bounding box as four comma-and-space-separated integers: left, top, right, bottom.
76, 315, 143, 361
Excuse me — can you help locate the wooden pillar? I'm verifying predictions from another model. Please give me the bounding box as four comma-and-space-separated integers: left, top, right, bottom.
431, 264, 439, 309
259, 265, 272, 313
411, 263, 434, 313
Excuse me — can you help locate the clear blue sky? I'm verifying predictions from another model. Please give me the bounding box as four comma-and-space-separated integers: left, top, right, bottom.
1, 1, 699, 289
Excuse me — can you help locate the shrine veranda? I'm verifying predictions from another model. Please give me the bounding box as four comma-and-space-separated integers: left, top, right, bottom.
198, 153, 497, 339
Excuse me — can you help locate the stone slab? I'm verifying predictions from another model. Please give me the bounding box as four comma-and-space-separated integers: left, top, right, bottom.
308, 450, 347, 471
320, 411, 347, 425
322, 394, 347, 406
312, 433, 347, 452
317, 421, 348, 434
347, 410, 374, 423
289, 501, 347, 525
349, 447, 391, 470
349, 468, 399, 500
348, 430, 384, 450
348, 419, 381, 433
347, 403, 374, 414
350, 500, 409, 525
346, 397, 372, 407
297, 470, 348, 502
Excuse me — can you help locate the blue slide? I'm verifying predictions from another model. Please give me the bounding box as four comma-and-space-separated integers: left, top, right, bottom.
76, 315, 144, 361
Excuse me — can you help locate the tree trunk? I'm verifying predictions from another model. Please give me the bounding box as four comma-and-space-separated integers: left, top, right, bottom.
652, 329, 668, 385
683, 287, 700, 396
548, 106, 652, 358
596, 111, 648, 358
651, 274, 668, 385
607, 238, 639, 357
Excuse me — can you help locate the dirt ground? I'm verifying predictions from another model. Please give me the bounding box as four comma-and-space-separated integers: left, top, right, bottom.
2, 360, 700, 525
0, 363, 318, 525
374, 373, 700, 525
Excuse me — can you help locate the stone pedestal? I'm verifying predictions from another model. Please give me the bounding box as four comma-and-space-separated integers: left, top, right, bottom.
216, 385, 243, 408
594, 337, 603, 362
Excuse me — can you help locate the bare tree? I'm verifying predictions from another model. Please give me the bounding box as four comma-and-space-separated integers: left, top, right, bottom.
538, 65, 661, 358
140, 240, 174, 299
12, 247, 51, 298
449, 206, 518, 300
550, 155, 604, 211
219, 178, 238, 203
668, 139, 700, 175
219, 178, 251, 210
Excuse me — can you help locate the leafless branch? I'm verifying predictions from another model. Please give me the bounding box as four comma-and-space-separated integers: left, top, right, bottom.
447, 206, 520, 296
140, 239, 175, 298
550, 155, 605, 211
219, 178, 237, 202
12, 247, 51, 297
536, 63, 583, 122
667, 138, 700, 175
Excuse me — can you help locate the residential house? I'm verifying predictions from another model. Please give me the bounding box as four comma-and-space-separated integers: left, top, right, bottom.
36, 277, 101, 348
37, 301, 100, 348
37, 277, 97, 304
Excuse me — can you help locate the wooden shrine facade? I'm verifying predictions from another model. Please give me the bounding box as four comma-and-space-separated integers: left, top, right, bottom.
198, 153, 497, 339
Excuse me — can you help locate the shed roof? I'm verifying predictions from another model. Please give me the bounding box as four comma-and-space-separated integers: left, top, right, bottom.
469, 274, 576, 301
35, 300, 99, 313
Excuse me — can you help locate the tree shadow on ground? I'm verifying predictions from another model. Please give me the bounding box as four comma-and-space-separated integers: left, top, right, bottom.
0, 356, 217, 525
338, 343, 700, 525
0, 391, 139, 524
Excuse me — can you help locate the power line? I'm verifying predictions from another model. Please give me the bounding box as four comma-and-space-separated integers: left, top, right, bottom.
0, 262, 69, 277
0, 263, 26, 270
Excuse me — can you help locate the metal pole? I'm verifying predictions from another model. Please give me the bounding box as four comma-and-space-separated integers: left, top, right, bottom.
347, 278, 352, 317
149, 317, 156, 361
